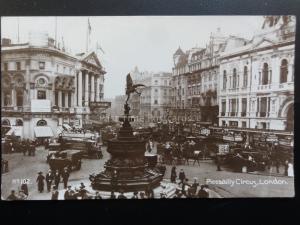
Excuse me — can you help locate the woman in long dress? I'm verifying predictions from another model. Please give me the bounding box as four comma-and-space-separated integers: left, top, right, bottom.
287, 162, 294, 177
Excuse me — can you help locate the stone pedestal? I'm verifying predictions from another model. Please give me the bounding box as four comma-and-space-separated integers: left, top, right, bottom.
89, 107, 164, 192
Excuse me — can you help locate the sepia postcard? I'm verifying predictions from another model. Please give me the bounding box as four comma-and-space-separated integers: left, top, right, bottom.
1, 16, 295, 200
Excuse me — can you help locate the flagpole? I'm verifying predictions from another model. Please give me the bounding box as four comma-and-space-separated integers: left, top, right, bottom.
86, 18, 89, 52
55, 17, 57, 48
17, 17, 20, 43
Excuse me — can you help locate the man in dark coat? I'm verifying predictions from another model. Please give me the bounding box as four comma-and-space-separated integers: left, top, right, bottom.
62, 168, 70, 189
7, 190, 18, 200
54, 170, 61, 189
117, 190, 127, 199
170, 166, 177, 183
36, 172, 45, 193
178, 169, 186, 185
64, 186, 73, 200
197, 185, 209, 198
51, 186, 59, 200
110, 191, 116, 199
45, 170, 54, 192
21, 183, 29, 196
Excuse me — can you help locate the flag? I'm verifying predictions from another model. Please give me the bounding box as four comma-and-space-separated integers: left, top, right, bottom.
96, 42, 105, 54
88, 18, 92, 35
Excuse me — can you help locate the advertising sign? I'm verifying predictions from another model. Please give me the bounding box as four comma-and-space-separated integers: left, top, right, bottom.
90, 101, 111, 109
31, 99, 51, 112
218, 144, 229, 155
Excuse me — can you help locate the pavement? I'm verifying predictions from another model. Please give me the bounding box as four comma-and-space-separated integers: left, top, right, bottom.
1, 144, 295, 200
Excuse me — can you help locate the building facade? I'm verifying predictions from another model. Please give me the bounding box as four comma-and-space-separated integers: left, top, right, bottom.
1, 34, 107, 139
130, 68, 173, 124
218, 16, 295, 131
170, 28, 227, 124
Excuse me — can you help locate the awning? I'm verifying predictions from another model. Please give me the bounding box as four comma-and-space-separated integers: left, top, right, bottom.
34, 126, 54, 137
62, 123, 72, 131
5, 126, 23, 137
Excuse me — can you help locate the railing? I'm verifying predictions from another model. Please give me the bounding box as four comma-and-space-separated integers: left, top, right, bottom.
2, 106, 31, 112
230, 112, 237, 117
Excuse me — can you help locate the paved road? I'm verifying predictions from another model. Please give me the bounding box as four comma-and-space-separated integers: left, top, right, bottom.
1, 145, 294, 199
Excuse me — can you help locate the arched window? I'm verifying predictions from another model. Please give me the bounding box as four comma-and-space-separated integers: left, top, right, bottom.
232, 68, 237, 89
2, 119, 10, 126
243, 66, 248, 87
262, 63, 269, 85
223, 70, 227, 90
36, 119, 47, 126
16, 119, 23, 126
280, 59, 288, 83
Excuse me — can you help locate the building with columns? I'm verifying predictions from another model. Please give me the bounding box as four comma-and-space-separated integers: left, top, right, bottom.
218, 16, 295, 131
1, 34, 107, 139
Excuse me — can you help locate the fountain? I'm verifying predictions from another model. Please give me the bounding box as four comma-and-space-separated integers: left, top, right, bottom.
89, 74, 164, 192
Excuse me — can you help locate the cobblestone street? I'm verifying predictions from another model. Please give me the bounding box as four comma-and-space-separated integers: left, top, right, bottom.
1, 144, 294, 199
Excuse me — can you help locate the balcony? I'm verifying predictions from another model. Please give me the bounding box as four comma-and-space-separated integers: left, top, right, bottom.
257, 112, 267, 117
2, 106, 31, 113
230, 112, 237, 117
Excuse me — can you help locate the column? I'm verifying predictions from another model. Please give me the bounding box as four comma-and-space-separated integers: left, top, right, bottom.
65, 92, 69, 108
78, 70, 83, 107
73, 72, 78, 107
226, 97, 229, 116
91, 73, 95, 102
288, 63, 293, 82
84, 71, 89, 106
12, 88, 16, 107
24, 60, 30, 107
238, 97, 242, 116
96, 75, 100, 101
58, 90, 62, 108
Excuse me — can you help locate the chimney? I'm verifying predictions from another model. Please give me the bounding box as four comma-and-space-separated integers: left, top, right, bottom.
1, 38, 12, 46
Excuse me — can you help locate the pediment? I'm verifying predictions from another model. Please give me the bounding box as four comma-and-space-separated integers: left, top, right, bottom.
83, 52, 102, 68
252, 38, 275, 49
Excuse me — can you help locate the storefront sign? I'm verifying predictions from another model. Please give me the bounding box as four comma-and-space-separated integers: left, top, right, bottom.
200, 128, 210, 136
218, 144, 229, 154
90, 101, 111, 109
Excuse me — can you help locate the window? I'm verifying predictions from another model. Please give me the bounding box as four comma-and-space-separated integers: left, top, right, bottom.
39, 61, 45, 70
209, 73, 212, 81
55, 91, 58, 106
16, 119, 23, 126
262, 63, 269, 85
37, 90, 46, 99
154, 80, 158, 85
243, 66, 248, 87
2, 119, 10, 126
280, 59, 288, 83
16, 62, 21, 70
4, 63, 8, 71
164, 89, 167, 96
221, 100, 226, 113
68, 93, 72, 107
164, 80, 167, 86
223, 70, 227, 89
37, 78, 46, 86
154, 99, 158, 104
36, 119, 47, 126
242, 122, 247, 128
62, 92, 65, 107
232, 68, 237, 89
155, 89, 158, 93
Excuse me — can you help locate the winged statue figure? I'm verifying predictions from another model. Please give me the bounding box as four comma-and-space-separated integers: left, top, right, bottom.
125, 73, 145, 104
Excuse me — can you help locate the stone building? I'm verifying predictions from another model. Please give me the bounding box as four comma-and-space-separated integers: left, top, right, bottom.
1, 33, 107, 139
218, 16, 295, 131
130, 68, 173, 125
170, 28, 227, 124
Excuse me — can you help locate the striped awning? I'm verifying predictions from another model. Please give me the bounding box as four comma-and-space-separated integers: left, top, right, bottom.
34, 126, 54, 137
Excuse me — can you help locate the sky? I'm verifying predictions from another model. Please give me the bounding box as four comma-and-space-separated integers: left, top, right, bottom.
1, 16, 264, 98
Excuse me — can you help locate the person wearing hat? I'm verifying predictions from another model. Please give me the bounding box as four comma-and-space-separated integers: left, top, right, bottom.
117, 190, 127, 199
94, 191, 102, 199
54, 170, 61, 189
197, 185, 209, 198
110, 191, 116, 199
36, 171, 45, 193
45, 169, 54, 192
51, 186, 59, 200
131, 191, 139, 199
170, 166, 177, 183
62, 168, 70, 189
7, 190, 18, 200
64, 185, 73, 200
189, 177, 199, 197
178, 169, 186, 185
78, 183, 90, 199
139, 192, 145, 199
